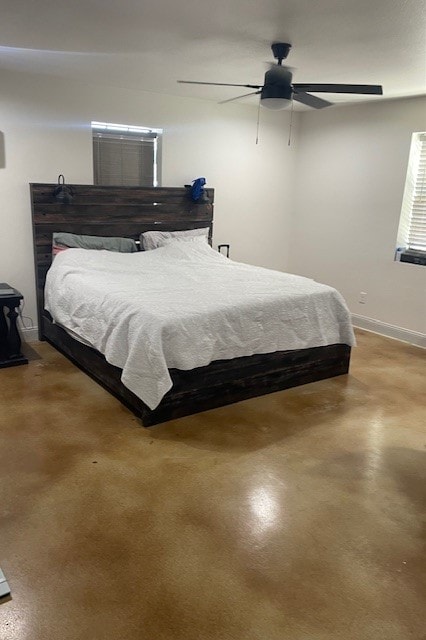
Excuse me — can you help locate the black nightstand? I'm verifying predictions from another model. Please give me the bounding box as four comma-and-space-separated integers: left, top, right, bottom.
0, 283, 28, 368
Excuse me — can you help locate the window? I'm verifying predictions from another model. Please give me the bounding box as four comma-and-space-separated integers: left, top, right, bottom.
396, 132, 426, 264
92, 121, 162, 187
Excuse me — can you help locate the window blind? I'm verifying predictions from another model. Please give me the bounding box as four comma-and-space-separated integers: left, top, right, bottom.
401, 132, 426, 252
93, 130, 157, 187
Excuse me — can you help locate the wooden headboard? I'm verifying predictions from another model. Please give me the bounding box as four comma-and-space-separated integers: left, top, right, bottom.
31, 184, 214, 339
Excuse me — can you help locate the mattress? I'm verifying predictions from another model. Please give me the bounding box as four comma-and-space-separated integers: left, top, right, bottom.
45, 240, 355, 409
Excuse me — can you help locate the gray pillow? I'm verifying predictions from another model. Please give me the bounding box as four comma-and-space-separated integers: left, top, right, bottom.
52, 232, 138, 253
140, 227, 209, 251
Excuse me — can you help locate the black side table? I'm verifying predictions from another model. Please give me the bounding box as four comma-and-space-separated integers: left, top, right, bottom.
0, 283, 28, 368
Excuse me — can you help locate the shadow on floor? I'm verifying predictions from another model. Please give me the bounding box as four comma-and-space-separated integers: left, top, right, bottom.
22, 342, 42, 362
149, 375, 367, 454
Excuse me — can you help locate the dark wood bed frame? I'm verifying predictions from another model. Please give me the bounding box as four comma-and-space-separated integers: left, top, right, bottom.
31, 183, 351, 426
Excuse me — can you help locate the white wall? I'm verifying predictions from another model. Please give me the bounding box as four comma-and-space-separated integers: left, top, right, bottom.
290, 96, 426, 336
0, 69, 297, 330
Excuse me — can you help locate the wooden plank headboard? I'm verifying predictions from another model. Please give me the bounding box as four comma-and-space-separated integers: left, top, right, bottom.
30, 184, 214, 339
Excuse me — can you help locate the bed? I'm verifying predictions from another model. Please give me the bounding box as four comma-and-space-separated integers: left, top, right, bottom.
31, 183, 353, 426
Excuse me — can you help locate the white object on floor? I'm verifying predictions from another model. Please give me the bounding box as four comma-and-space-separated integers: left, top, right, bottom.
0, 567, 10, 598
45, 241, 355, 410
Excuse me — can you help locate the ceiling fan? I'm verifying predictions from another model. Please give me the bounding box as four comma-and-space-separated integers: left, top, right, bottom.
178, 43, 383, 110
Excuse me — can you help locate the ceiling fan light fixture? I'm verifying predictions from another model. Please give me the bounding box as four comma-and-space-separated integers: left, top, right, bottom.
260, 97, 292, 110
260, 81, 293, 110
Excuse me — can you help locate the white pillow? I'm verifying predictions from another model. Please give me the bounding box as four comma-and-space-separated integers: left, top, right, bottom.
161, 235, 208, 247
140, 227, 209, 250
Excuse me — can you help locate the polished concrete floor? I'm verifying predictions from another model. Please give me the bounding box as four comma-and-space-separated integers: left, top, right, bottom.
0, 330, 425, 640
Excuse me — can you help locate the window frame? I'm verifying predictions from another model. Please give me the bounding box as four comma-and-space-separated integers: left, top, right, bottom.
91, 121, 163, 187
396, 131, 426, 266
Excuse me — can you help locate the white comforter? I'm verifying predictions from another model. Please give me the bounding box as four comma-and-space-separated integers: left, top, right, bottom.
45, 241, 355, 409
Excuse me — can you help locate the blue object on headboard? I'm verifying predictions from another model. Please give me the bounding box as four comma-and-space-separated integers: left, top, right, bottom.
190, 177, 206, 202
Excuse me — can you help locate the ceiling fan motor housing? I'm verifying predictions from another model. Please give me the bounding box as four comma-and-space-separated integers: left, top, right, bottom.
261, 84, 293, 101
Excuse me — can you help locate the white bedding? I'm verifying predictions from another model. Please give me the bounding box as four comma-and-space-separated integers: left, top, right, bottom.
45, 241, 355, 409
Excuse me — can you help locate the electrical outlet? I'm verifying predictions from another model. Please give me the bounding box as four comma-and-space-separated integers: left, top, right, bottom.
359, 291, 367, 304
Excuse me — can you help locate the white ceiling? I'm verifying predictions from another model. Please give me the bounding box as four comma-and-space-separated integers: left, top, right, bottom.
1, 0, 425, 109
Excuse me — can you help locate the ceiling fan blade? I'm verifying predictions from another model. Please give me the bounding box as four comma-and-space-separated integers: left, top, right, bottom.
177, 80, 262, 89
293, 91, 332, 109
219, 90, 262, 104
293, 83, 383, 95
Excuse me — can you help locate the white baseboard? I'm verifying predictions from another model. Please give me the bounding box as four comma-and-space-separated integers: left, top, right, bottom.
352, 314, 426, 348
21, 327, 39, 343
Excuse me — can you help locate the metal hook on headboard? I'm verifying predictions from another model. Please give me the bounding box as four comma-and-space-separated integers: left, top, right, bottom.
53, 174, 74, 203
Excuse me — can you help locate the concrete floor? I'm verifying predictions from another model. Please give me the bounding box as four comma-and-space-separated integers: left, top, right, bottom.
0, 329, 425, 640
